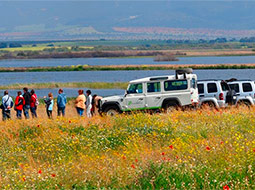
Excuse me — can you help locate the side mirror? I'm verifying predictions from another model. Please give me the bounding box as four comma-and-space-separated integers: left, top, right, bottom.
124, 90, 128, 97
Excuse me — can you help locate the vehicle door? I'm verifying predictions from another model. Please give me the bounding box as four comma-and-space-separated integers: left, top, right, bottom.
124, 83, 146, 111
206, 82, 219, 100
145, 81, 162, 109
198, 83, 205, 102
242, 82, 253, 98
229, 83, 240, 97
220, 81, 231, 102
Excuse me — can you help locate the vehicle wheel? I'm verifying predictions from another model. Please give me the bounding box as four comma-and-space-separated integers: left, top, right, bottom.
164, 102, 179, 114
104, 106, 119, 116
237, 101, 251, 108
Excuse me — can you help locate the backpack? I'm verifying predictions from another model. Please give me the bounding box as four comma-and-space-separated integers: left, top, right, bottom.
35, 99, 39, 106
33, 94, 39, 106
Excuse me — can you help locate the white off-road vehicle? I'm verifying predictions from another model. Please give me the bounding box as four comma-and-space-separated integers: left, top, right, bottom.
228, 79, 255, 106
99, 69, 199, 116
197, 80, 236, 108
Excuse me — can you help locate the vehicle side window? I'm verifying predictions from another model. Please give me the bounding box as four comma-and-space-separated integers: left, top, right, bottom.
164, 80, 188, 91
207, 83, 217, 93
198, 84, 204, 94
242, 83, 252, 92
128, 83, 143, 94
147, 82, 161, 93
229, 84, 240, 93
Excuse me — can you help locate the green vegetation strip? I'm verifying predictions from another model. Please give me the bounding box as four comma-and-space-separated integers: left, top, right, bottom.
0, 82, 128, 90
0, 64, 255, 72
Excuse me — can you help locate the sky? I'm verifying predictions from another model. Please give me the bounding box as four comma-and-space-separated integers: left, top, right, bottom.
0, 1, 255, 39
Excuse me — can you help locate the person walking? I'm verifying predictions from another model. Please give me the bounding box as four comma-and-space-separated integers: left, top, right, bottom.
86, 90, 92, 118
30, 89, 38, 118
75, 90, 86, 116
44, 93, 54, 119
1, 90, 13, 121
57, 89, 67, 117
14, 91, 25, 119
23, 87, 31, 119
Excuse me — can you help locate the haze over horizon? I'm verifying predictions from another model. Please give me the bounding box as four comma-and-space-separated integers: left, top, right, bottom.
1, 1, 255, 40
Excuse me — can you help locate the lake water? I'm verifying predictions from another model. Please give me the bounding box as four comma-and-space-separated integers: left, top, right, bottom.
0, 55, 255, 67
0, 56, 254, 97
0, 69, 253, 97
0, 69, 254, 84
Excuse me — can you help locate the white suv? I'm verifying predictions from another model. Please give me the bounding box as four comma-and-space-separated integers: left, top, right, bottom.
197, 80, 236, 108
228, 80, 255, 106
99, 69, 199, 116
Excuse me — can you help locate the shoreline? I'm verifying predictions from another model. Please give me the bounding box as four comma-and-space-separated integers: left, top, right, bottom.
0, 49, 254, 60
0, 63, 255, 72
0, 82, 128, 90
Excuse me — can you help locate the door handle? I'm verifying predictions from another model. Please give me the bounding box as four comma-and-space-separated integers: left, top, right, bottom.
138, 98, 143, 100
199, 95, 204, 97
156, 97, 160, 99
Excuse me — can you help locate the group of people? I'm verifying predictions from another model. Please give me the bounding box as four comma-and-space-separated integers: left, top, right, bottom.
0, 88, 102, 121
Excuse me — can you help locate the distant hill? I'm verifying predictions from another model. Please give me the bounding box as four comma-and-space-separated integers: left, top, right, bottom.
1, 1, 255, 40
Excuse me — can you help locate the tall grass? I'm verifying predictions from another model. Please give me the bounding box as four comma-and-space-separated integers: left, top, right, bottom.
0, 82, 128, 90
0, 106, 255, 189
0, 64, 254, 73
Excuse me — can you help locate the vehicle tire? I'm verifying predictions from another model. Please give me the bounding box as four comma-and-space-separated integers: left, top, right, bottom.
176, 68, 193, 75
164, 102, 179, 114
237, 100, 251, 108
104, 106, 119, 116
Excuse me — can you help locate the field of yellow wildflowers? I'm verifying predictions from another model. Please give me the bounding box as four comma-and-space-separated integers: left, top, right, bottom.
1, 106, 255, 189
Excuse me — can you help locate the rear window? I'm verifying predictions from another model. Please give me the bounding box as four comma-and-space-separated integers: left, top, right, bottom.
242, 83, 252, 92
164, 80, 188, 91
198, 84, 204, 94
207, 83, 217, 93
229, 84, 240, 93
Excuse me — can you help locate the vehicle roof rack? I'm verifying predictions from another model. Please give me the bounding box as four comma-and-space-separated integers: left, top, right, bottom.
198, 79, 223, 82
150, 77, 169, 81
230, 79, 252, 82
225, 78, 237, 82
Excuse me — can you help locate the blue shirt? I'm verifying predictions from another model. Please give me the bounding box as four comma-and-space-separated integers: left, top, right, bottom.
48, 99, 54, 111
57, 93, 67, 108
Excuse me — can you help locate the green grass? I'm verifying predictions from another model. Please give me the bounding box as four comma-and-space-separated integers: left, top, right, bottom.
0, 64, 254, 73
0, 82, 128, 90
1, 108, 255, 189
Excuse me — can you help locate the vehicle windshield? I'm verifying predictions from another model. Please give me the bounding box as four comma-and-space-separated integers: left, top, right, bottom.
127, 83, 143, 94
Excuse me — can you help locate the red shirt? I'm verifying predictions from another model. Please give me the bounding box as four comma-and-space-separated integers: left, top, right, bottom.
30, 94, 37, 108
15, 96, 25, 110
